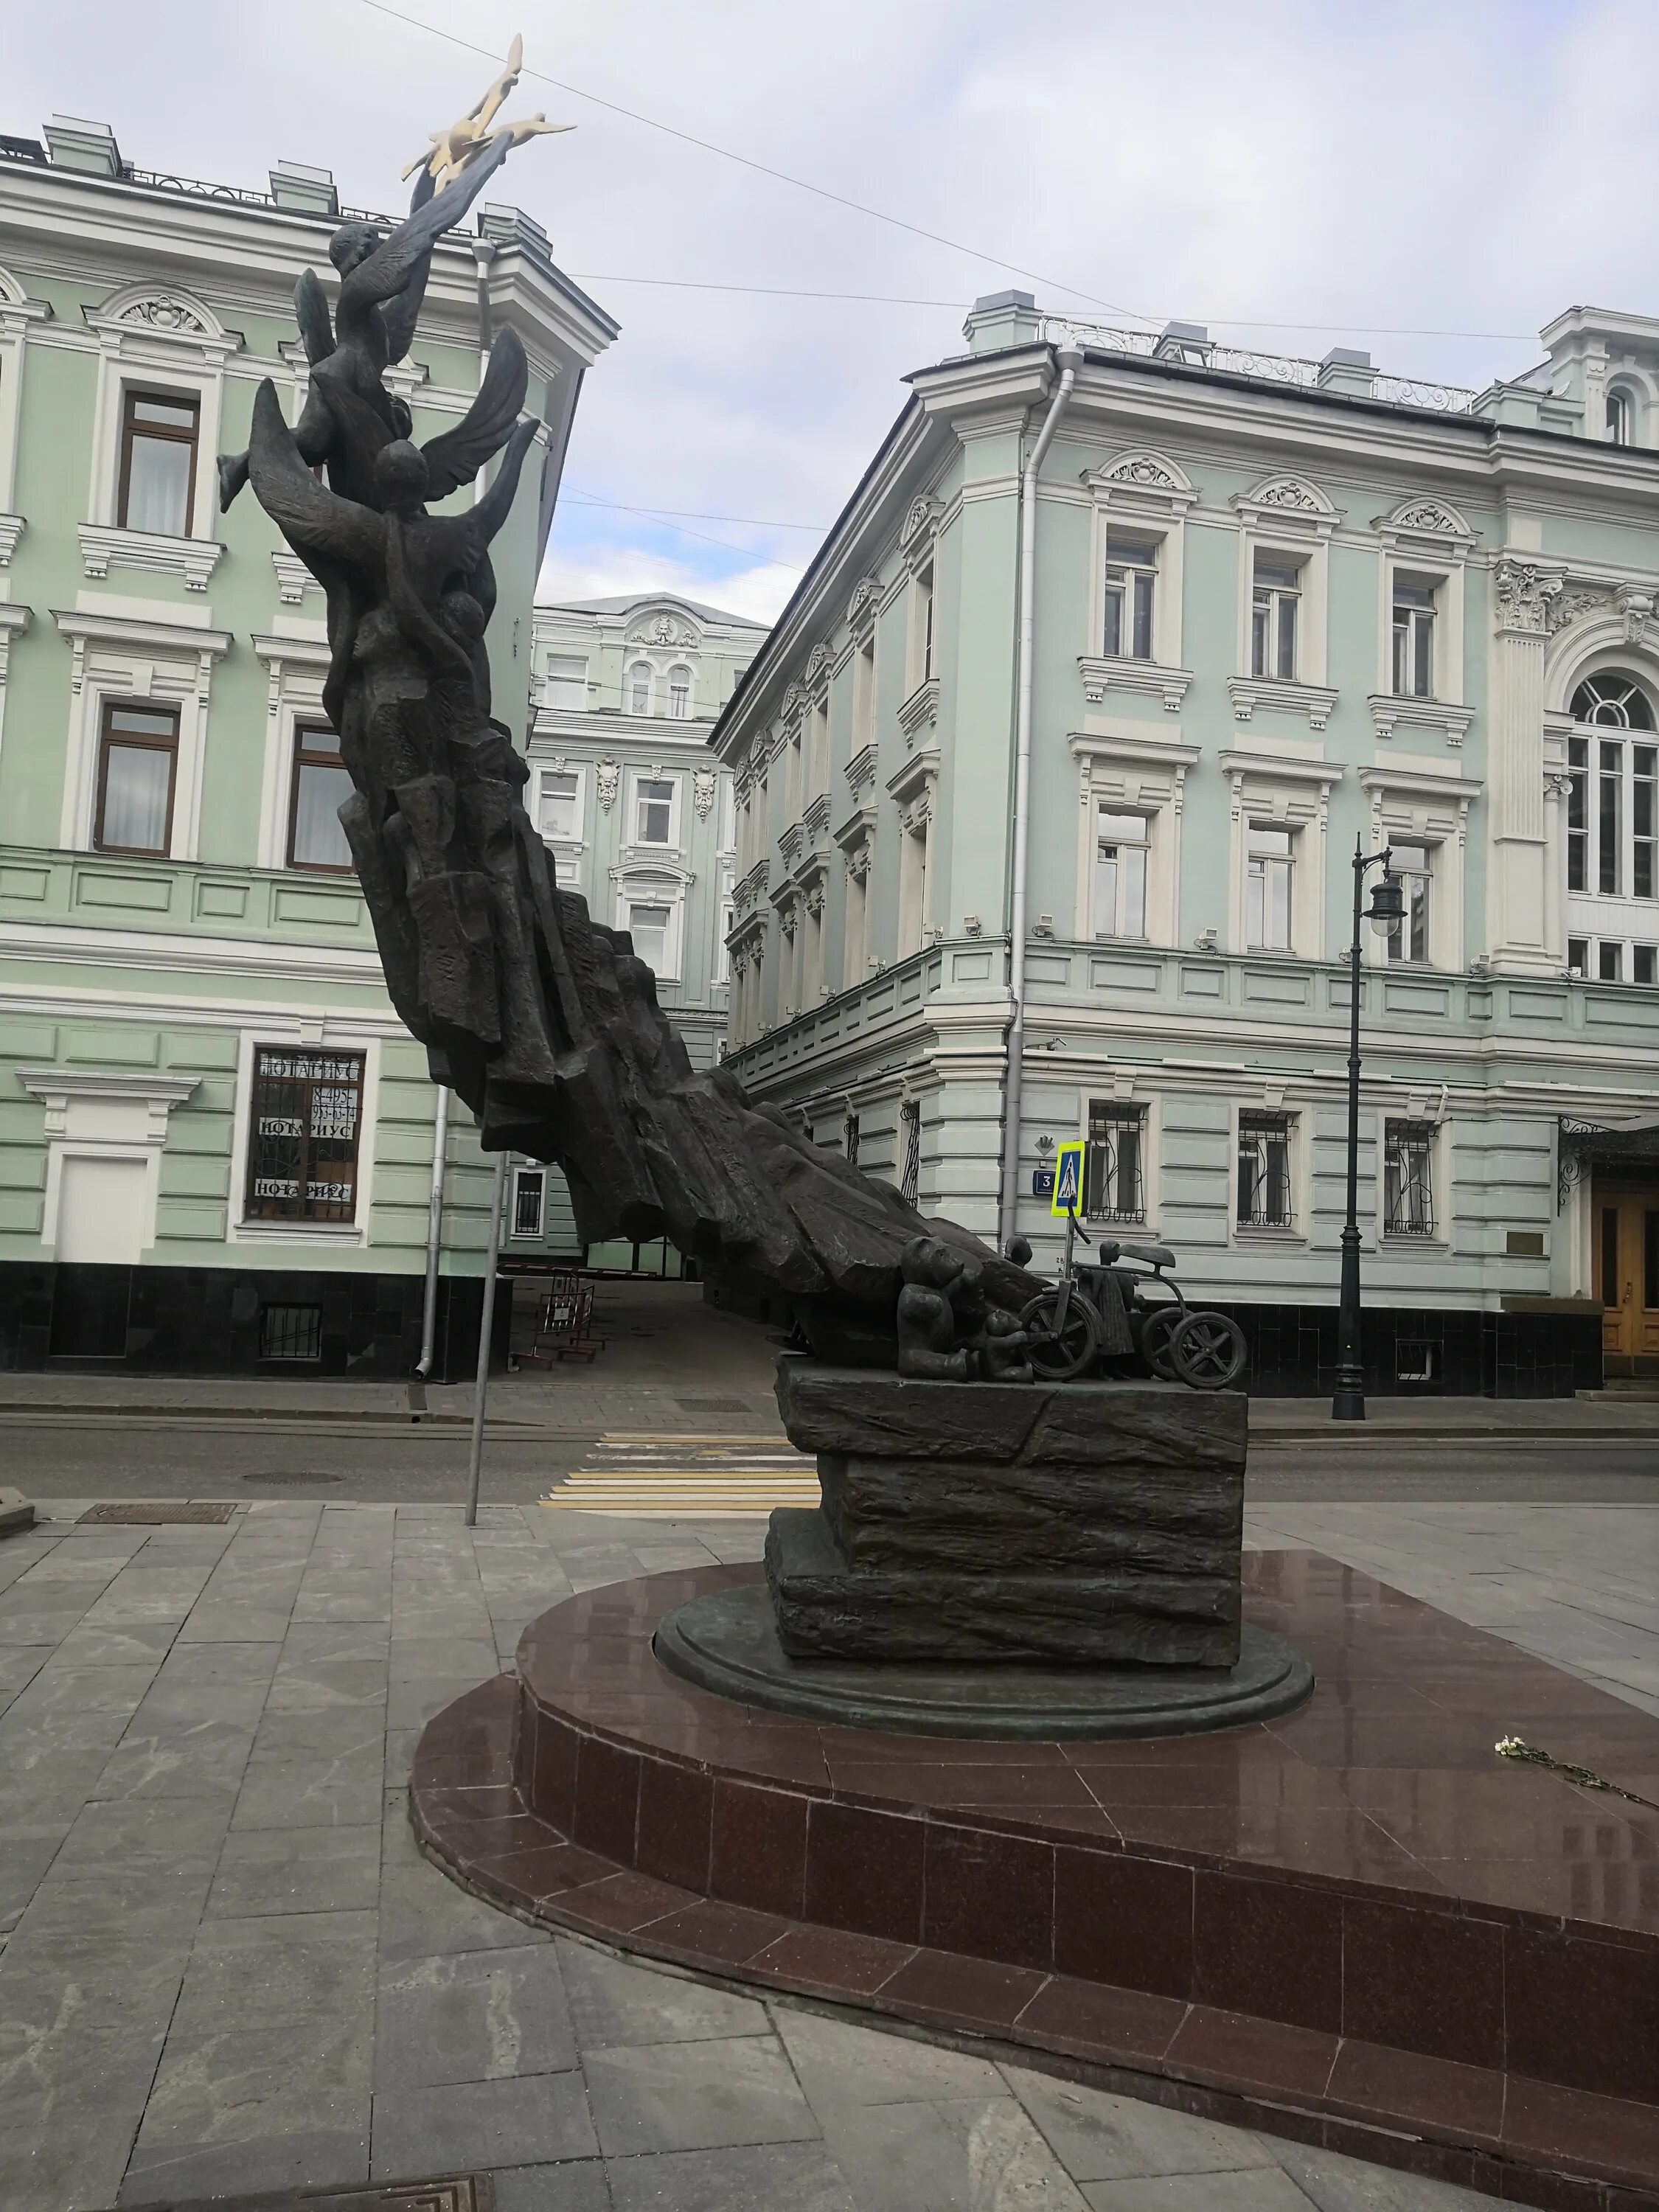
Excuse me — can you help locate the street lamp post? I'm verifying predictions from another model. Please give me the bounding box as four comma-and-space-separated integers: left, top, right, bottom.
1333, 838, 1404, 1422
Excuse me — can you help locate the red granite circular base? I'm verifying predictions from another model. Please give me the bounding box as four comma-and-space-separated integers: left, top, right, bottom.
409, 1556, 1659, 2209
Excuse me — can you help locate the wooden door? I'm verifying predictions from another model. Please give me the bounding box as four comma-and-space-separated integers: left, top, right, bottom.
1597, 1192, 1659, 1361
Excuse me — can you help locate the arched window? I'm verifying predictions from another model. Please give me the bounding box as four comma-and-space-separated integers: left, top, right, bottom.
667, 664, 692, 720
1571, 672, 1655, 729
1568, 671, 1658, 901
627, 661, 653, 716
1606, 387, 1635, 447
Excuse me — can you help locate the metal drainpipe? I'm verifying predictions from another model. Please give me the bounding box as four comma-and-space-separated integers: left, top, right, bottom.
414, 1084, 451, 1378
998, 343, 1082, 1250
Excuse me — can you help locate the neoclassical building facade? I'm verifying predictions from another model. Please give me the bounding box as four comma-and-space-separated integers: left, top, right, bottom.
0, 117, 616, 1374
713, 295, 1659, 1392
504, 591, 761, 1265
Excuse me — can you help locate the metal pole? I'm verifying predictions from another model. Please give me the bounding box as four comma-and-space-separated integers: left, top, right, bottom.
415, 1085, 451, 1378
465, 1148, 509, 1526
1334, 841, 1367, 1420
998, 343, 1082, 1249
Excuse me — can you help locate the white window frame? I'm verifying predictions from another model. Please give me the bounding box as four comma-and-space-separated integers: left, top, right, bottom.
626, 661, 654, 717
226, 1024, 383, 1248
1251, 555, 1301, 682
1377, 560, 1464, 707
1070, 730, 1197, 950
55, 608, 231, 863
251, 633, 332, 871
1360, 762, 1480, 973
667, 664, 693, 720
1245, 824, 1295, 953
1377, 1110, 1446, 1246
1221, 749, 1343, 961
1092, 807, 1150, 941
613, 868, 688, 982
1101, 531, 1159, 662
1081, 452, 1194, 681
510, 1165, 546, 1239
1225, 479, 1338, 731
628, 768, 682, 852
535, 761, 586, 846
543, 654, 588, 712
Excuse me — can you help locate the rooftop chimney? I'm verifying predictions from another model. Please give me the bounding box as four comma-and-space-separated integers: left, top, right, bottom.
961, 290, 1042, 355
269, 161, 339, 218
44, 116, 121, 178
1317, 345, 1374, 398
1153, 321, 1211, 364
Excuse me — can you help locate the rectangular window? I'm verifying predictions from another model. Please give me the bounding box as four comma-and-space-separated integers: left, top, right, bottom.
94, 702, 178, 857
1383, 1119, 1436, 1238
545, 655, 587, 710
1103, 533, 1157, 661
1637, 945, 1657, 985
512, 1166, 545, 1239
1391, 578, 1436, 699
1600, 939, 1624, 981
626, 901, 671, 971
636, 777, 674, 845
287, 724, 353, 872
1246, 824, 1293, 952
854, 636, 877, 745
913, 564, 935, 684
260, 1304, 322, 1362
717, 893, 734, 984
538, 770, 580, 842
1600, 740, 1623, 894
243, 1047, 365, 1224
1637, 745, 1656, 898
1093, 809, 1148, 939
1085, 1101, 1146, 1224
118, 389, 198, 536
1237, 1110, 1294, 1229
1385, 841, 1431, 964
627, 664, 652, 715
1568, 737, 1588, 892
1251, 556, 1299, 681
668, 667, 692, 720
1568, 935, 1590, 977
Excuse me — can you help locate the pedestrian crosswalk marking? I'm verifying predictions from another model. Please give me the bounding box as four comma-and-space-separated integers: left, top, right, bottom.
540, 1433, 819, 1516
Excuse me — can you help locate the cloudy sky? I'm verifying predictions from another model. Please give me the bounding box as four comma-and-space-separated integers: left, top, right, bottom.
7, 1, 1655, 622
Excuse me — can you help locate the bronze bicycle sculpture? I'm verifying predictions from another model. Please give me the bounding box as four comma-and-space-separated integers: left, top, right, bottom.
1018, 1209, 1248, 1390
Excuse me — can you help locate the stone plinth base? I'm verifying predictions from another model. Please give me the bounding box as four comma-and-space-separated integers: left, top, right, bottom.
655, 1572, 1312, 1739
772, 1363, 1246, 1666
0, 1488, 35, 1537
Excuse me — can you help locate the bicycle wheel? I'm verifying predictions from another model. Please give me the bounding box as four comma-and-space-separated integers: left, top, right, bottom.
1171, 1310, 1247, 1391
1136, 1304, 1185, 1381
1018, 1289, 1104, 1382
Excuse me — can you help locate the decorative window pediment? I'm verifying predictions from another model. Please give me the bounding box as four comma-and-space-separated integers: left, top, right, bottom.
86, 284, 238, 362
846, 574, 884, 635
1231, 475, 1340, 535
1375, 495, 1475, 546
1082, 448, 1197, 516
900, 494, 941, 554
625, 602, 701, 648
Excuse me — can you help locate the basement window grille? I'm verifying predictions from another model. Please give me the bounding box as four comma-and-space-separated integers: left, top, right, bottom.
260, 1304, 323, 1362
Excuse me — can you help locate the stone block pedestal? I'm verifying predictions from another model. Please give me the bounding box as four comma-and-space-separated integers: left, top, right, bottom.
766, 1363, 1247, 1667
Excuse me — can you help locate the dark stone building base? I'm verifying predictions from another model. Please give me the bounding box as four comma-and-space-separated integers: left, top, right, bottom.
0, 1260, 511, 1382
1203, 1298, 1602, 1399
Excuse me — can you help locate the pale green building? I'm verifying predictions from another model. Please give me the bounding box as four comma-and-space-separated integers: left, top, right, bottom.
0, 116, 615, 1374
714, 293, 1659, 1394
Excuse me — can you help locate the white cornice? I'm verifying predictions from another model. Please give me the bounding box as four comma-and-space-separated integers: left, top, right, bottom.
78, 524, 225, 595
53, 605, 232, 659
1077, 657, 1192, 712
0, 917, 378, 985
1368, 695, 1476, 745
0, 515, 24, 567
1226, 676, 1340, 733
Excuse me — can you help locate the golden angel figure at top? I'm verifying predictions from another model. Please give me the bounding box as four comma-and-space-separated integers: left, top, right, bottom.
402, 32, 571, 193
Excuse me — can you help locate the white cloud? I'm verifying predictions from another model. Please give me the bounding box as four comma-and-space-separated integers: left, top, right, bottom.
6, 0, 1654, 630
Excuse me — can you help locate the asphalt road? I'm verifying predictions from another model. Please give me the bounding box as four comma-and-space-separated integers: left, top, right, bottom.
4, 1411, 1658, 1506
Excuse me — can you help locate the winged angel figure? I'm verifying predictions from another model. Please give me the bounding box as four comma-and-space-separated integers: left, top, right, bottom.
234, 83, 1036, 1367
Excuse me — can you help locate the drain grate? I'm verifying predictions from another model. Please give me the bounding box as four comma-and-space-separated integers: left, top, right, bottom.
242, 1471, 344, 1485
78, 1500, 238, 1526
92, 2173, 492, 2211
677, 1395, 751, 1413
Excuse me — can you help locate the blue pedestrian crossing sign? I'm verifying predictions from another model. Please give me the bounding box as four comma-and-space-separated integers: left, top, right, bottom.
1049, 1141, 1085, 1219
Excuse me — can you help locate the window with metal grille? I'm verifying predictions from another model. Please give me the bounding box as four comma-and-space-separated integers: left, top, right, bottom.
243, 1048, 365, 1223
1085, 1102, 1146, 1223
512, 1167, 545, 1239
1237, 1111, 1294, 1228
1384, 1119, 1436, 1238
260, 1304, 322, 1361
899, 1099, 920, 1204
844, 1111, 860, 1166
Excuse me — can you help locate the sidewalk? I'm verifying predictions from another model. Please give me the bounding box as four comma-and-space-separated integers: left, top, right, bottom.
9, 1486, 1651, 2211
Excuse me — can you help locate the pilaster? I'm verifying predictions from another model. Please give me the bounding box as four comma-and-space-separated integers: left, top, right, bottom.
1485, 555, 1565, 975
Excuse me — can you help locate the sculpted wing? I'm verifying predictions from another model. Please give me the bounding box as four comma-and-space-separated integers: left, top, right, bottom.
420, 326, 531, 502
293, 270, 335, 366
343, 132, 515, 313
244, 380, 380, 575
467, 414, 541, 554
